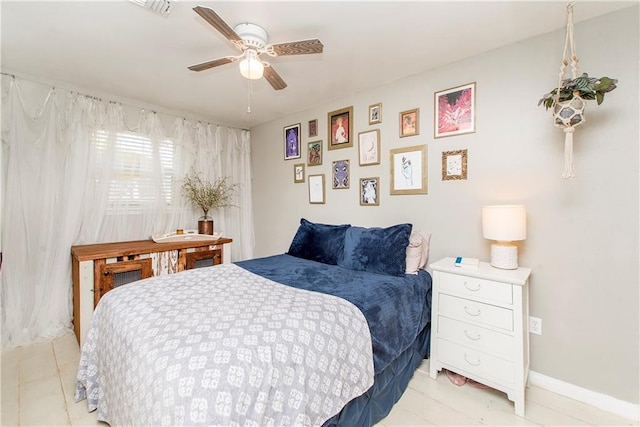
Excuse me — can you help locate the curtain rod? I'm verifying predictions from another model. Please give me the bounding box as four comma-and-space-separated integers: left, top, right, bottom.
0, 71, 250, 132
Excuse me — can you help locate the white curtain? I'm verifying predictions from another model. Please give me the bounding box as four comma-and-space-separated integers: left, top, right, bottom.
0, 75, 254, 349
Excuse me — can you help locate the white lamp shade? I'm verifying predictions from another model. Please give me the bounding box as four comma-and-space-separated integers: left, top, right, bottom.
239, 50, 264, 80
482, 205, 527, 242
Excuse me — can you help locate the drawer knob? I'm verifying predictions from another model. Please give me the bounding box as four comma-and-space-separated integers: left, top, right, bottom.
464, 330, 481, 341
464, 353, 481, 366
464, 306, 481, 317
463, 281, 481, 291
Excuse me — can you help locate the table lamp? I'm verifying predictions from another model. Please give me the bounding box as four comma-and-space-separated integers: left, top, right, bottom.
482, 205, 526, 269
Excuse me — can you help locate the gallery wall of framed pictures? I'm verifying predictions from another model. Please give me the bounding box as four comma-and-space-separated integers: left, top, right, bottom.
286, 80, 476, 205
250, 14, 640, 396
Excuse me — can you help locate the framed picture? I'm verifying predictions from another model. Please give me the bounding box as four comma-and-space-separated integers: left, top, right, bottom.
434, 82, 476, 138
368, 103, 382, 125
307, 140, 323, 166
390, 145, 428, 195
308, 174, 325, 204
327, 106, 353, 150
358, 129, 380, 166
308, 119, 318, 137
284, 123, 301, 160
360, 177, 380, 206
332, 159, 350, 189
400, 108, 419, 137
293, 163, 305, 183
442, 149, 468, 181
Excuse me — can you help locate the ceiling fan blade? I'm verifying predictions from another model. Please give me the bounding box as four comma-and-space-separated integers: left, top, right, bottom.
188, 57, 234, 72
270, 39, 324, 56
263, 66, 287, 90
193, 6, 242, 43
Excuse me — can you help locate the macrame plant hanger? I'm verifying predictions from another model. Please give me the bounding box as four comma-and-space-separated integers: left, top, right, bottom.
554, 3, 583, 179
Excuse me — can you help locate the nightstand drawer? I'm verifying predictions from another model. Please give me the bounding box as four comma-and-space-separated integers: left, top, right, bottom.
440, 272, 513, 305
437, 338, 514, 385
439, 294, 513, 331
438, 316, 513, 360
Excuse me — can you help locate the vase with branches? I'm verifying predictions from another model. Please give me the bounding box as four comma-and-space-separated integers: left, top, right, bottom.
181, 171, 238, 235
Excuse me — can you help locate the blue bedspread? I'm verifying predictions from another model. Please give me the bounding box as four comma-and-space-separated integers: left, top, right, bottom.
236, 254, 432, 373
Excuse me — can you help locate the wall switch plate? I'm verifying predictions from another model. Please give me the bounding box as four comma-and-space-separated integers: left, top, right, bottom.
529, 316, 542, 335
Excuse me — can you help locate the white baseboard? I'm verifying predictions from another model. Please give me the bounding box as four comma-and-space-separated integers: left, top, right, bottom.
529, 370, 640, 422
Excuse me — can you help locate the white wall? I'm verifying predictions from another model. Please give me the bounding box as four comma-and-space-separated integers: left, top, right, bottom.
250, 7, 639, 405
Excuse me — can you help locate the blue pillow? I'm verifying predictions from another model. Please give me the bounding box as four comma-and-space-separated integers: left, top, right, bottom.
287, 218, 351, 265
339, 223, 413, 276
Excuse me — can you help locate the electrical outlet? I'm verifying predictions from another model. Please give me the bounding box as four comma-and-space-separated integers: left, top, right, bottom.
529, 316, 542, 335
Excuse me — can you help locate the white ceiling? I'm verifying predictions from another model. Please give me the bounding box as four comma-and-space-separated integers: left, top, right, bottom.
1, 1, 635, 129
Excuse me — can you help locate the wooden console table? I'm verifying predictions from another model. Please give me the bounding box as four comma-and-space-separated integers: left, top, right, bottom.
71, 237, 232, 345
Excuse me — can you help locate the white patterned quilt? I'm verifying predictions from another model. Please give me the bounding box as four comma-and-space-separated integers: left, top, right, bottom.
75, 263, 374, 426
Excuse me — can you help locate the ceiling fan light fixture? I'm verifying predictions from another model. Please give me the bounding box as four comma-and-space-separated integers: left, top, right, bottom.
239, 50, 264, 80
188, 7, 321, 91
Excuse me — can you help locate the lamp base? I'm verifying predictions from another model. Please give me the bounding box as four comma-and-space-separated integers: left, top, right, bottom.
490, 242, 518, 270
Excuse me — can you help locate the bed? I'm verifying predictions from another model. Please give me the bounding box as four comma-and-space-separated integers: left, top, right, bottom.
75, 219, 432, 426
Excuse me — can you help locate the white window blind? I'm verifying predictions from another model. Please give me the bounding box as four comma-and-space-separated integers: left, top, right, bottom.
91, 130, 174, 209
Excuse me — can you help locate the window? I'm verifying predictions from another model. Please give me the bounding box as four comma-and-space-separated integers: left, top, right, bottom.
91, 130, 174, 210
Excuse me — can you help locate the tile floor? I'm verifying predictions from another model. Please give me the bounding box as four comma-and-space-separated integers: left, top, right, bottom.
2, 332, 638, 426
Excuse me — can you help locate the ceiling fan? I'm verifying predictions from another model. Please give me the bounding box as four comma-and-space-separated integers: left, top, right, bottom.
188, 6, 324, 90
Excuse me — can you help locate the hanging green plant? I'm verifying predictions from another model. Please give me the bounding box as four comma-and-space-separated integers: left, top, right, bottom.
539, 3, 620, 180
538, 73, 618, 110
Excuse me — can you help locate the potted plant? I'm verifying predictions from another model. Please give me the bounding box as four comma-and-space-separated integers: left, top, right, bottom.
538, 73, 618, 128
181, 171, 238, 235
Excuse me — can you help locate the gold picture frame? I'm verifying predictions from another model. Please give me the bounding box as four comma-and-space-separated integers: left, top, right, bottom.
442, 149, 468, 181
284, 123, 301, 160
434, 82, 476, 138
332, 159, 350, 189
308, 119, 318, 137
358, 129, 380, 166
360, 177, 380, 206
390, 145, 428, 195
399, 108, 419, 137
368, 103, 382, 125
308, 174, 326, 204
327, 106, 353, 150
307, 140, 323, 166
293, 163, 305, 183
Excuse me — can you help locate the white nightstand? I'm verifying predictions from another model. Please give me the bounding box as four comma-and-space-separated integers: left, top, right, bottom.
429, 257, 532, 416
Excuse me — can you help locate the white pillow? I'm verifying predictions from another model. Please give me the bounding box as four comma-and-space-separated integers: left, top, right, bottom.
405, 230, 432, 274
